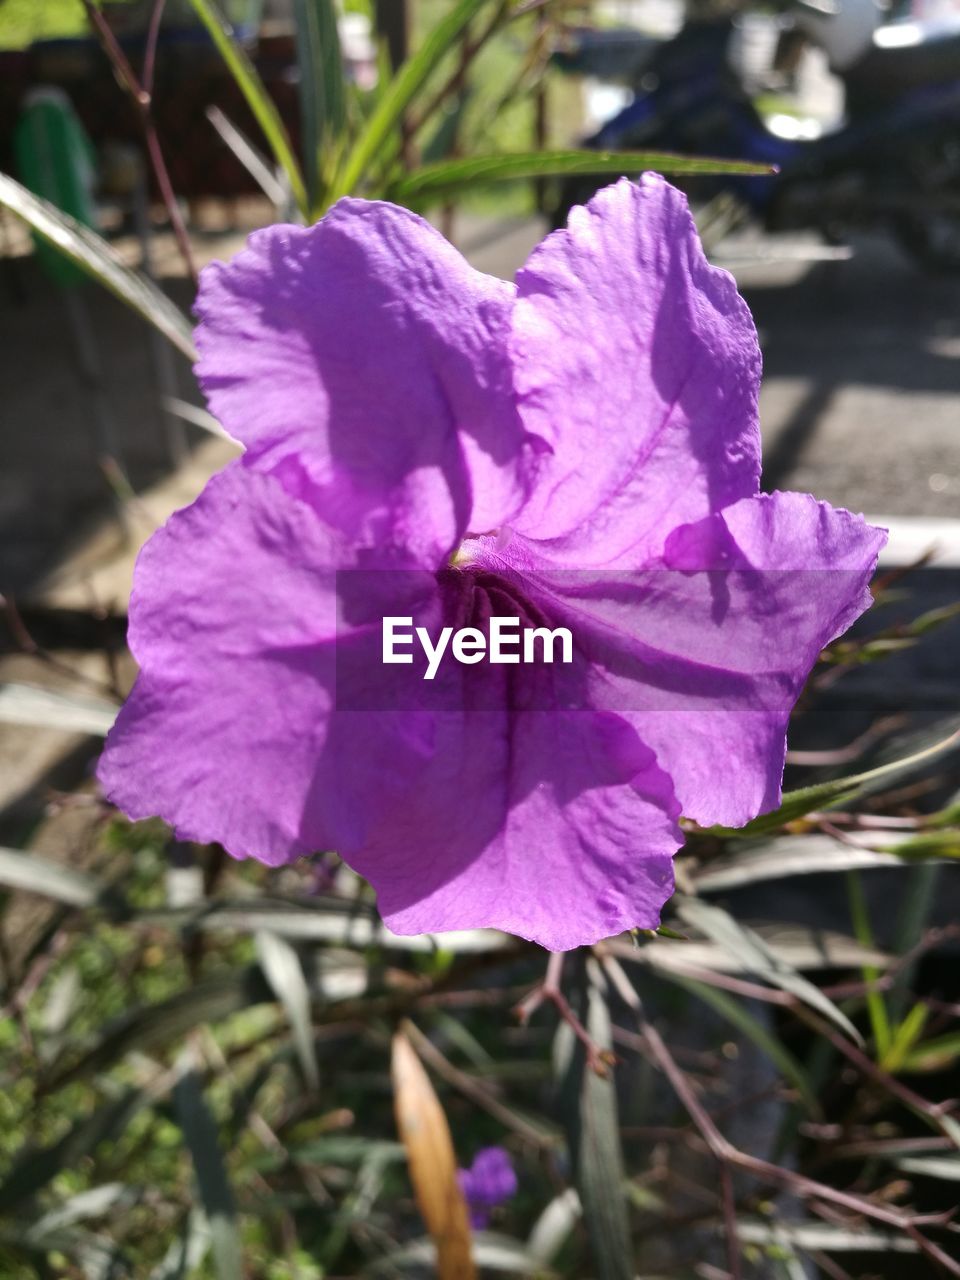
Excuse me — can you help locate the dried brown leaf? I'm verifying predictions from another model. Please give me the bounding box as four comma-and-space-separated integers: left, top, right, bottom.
392, 1025, 476, 1280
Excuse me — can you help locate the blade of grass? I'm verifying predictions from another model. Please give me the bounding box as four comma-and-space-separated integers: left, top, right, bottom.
0, 845, 105, 909
187, 0, 308, 215
881, 1002, 929, 1075
705, 726, 960, 838
675, 896, 863, 1046
902, 1032, 960, 1074
206, 106, 288, 207
329, 0, 491, 201
897, 1154, 960, 1181
254, 929, 320, 1090
693, 835, 908, 892
845, 872, 892, 1059
173, 1067, 243, 1280
48, 967, 274, 1088
388, 148, 776, 202
556, 957, 633, 1280
0, 682, 117, 736
888, 863, 943, 1023
0, 173, 195, 359
292, 0, 347, 211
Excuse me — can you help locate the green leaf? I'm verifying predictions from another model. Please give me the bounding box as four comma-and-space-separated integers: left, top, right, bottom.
186, 0, 308, 215
131, 897, 512, 953
0, 845, 106, 909
26, 1184, 136, 1244
674, 896, 864, 1046
902, 1031, 960, 1074
888, 864, 943, 1023
148, 1210, 214, 1280
330, 0, 490, 200
557, 957, 633, 1280
0, 681, 117, 736
367, 1233, 556, 1276
206, 106, 288, 207
845, 871, 891, 1058
173, 1069, 243, 1280
293, 0, 347, 211
736, 1219, 920, 1254
388, 148, 776, 203
693, 835, 907, 892
0, 1088, 152, 1212
705, 726, 960, 838
526, 1190, 582, 1268
255, 929, 320, 1090
897, 1153, 960, 1181
693, 829, 959, 896
0, 173, 195, 359
49, 966, 274, 1088
633, 923, 888, 975
880, 1002, 928, 1074
880, 830, 960, 859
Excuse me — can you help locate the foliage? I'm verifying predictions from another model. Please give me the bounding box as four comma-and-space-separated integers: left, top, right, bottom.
1, 597, 959, 1276
0, 0, 87, 50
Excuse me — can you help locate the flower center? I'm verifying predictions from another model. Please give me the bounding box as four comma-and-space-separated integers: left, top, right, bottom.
435, 563, 551, 636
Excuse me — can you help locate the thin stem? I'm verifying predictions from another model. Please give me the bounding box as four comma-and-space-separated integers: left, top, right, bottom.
401, 1017, 552, 1148
143, 0, 168, 97
83, 0, 147, 104
719, 1162, 742, 1280
81, 0, 197, 282
514, 951, 613, 1076
407, 0, 511, 138
601, 955, 960, 1273
611, 938, 960, 1145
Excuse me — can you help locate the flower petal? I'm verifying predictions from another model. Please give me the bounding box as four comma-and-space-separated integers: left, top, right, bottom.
510, 174, 761, 566
98, 462, 436, 861
195, 199, 536, 564
643, 493, 888, 823
475, 494, 885, 829
348, 705, 681, 951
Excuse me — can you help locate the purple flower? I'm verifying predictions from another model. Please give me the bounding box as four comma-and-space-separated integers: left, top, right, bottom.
97, 176, 886, 950
458, 1147, 518, 1229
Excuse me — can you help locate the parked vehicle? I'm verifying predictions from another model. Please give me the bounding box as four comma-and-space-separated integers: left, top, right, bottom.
553, 1, 960, 270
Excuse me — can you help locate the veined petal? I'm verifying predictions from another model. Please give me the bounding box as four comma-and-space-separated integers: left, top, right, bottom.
195, 199, 537, 565
349, 705, 682, 952
510, 175, 761, 567
98, 463, 437, 862
476, 494, 885, 829
644, 493, 887, 823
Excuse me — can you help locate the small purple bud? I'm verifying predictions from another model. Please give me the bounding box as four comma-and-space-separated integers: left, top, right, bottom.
458, 1146, 517, 1229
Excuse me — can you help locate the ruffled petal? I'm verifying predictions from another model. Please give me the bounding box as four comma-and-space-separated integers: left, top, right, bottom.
98, 462, 437, 861
348, 705, 682, 951
195, 199, 537, 565
643, 493, 887, 823
510, 174, 761, 567
472, 493, 885, 829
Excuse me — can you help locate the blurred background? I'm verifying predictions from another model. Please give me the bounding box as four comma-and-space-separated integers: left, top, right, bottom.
1, 1, 959, 1277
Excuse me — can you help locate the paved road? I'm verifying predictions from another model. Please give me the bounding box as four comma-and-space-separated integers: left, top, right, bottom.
733, 232, 959, 522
